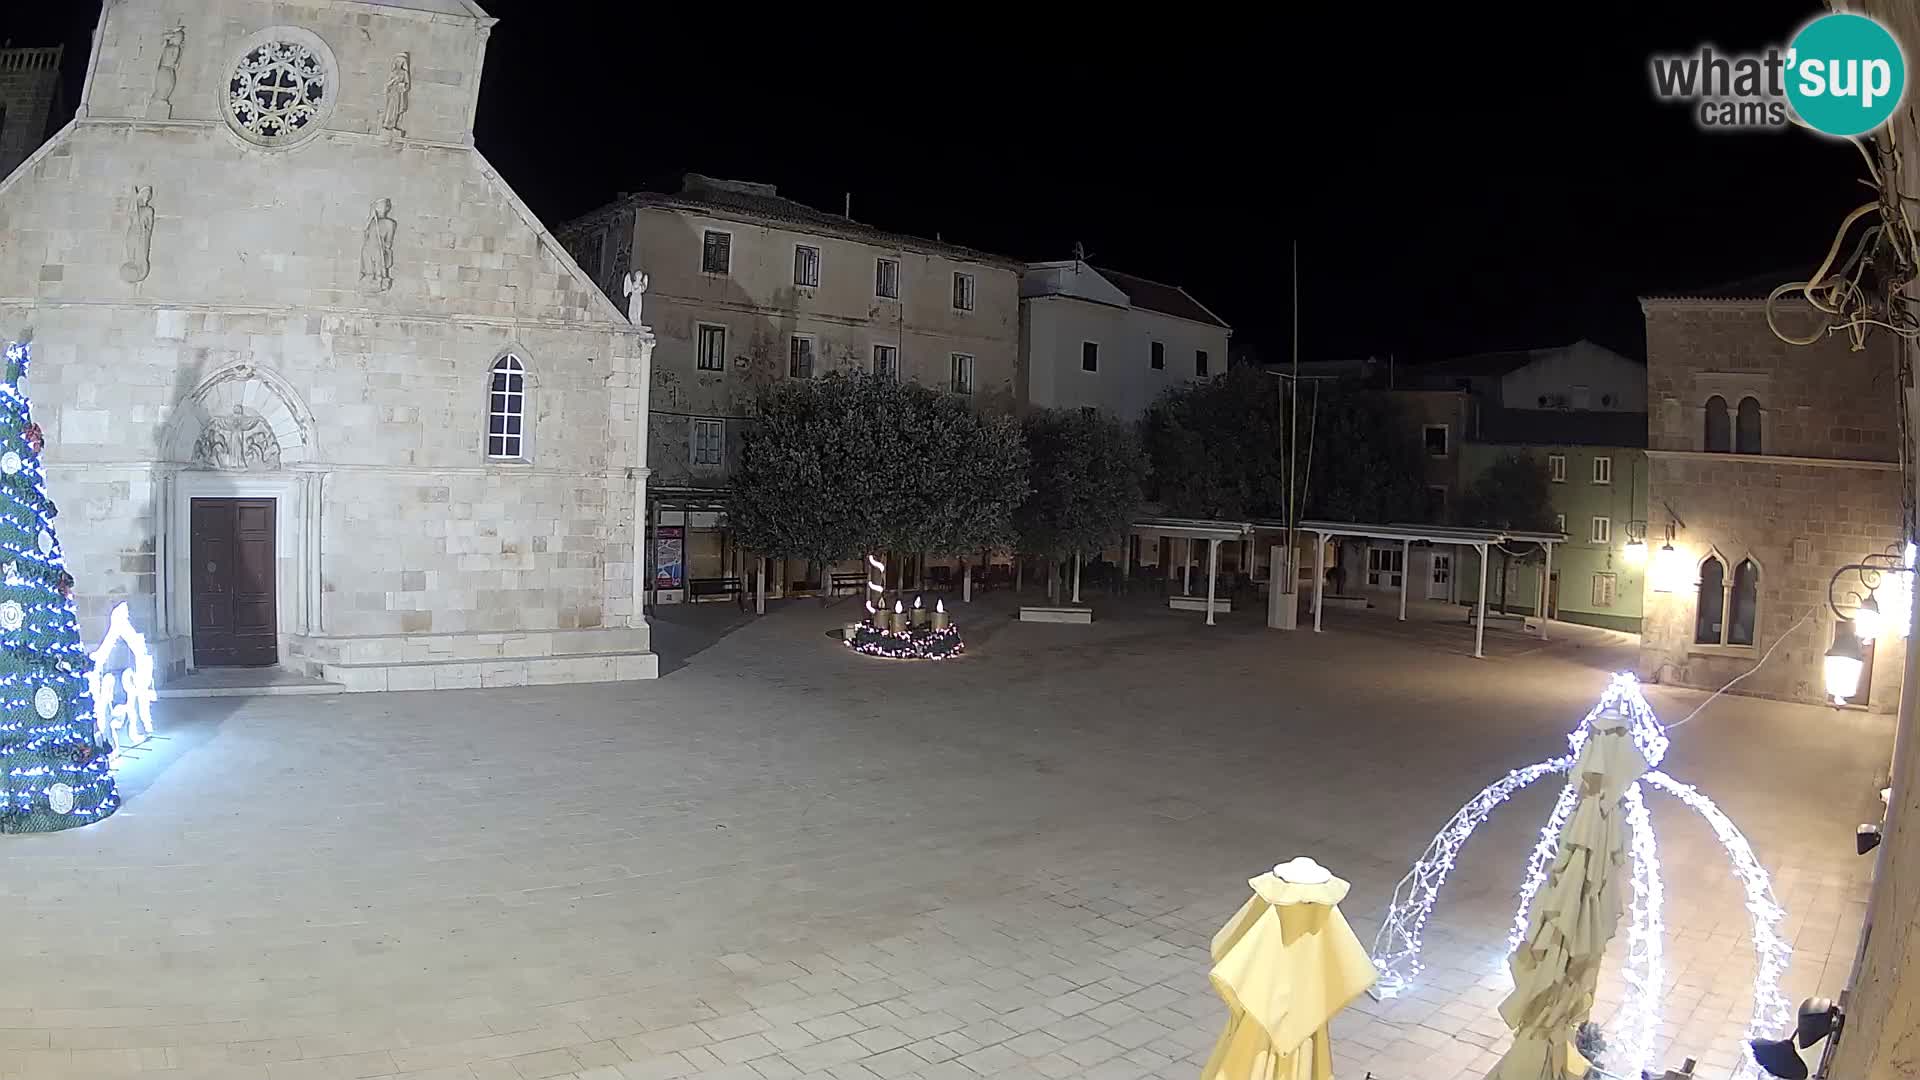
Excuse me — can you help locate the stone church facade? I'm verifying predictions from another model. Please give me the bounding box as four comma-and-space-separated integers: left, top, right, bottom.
0, 0, 657, 689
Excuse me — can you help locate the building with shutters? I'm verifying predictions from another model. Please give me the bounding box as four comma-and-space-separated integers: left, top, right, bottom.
0, 0, 656, 689
557, 174, 1020, 603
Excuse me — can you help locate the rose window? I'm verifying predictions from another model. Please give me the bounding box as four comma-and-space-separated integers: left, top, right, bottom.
226, 40, 328, 144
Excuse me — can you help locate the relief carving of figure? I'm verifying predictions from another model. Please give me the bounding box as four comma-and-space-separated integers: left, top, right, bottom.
147, 24, 185, 119
379, 52, 411, 136
622, 270, 649, 326
360, 197, 396, 293
192, 406, 281, 471
120, 185, 155, 284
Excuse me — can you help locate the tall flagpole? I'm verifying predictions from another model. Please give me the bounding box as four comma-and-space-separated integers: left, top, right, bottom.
1290, 240, 1299, 581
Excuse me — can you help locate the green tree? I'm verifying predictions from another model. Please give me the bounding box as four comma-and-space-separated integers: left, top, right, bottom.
0, 336, 120, 833
1141, 366, 1284, 519
729, 373, 1027, 592
1142, 370, 1429, 523
1014, 409, 1147, 591
1455, 451, 1556, 612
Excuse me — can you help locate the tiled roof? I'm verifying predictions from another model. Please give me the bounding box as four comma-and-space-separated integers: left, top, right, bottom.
590, 174, 1022, 269
1475, 408, 1648, 449
1096, 267, 1231, 329
1641, 268, 1815, 302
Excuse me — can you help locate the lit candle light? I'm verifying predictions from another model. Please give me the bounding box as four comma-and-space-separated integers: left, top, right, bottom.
912, 594, 929, 627
932, 598, 950, 631
892, 599, 906, 632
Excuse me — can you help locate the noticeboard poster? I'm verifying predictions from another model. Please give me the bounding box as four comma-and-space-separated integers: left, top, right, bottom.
653, 526, 684, 589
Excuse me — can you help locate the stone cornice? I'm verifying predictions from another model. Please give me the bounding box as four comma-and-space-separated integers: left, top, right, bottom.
0, 297, 644, 340
1647, 448, 1900, 471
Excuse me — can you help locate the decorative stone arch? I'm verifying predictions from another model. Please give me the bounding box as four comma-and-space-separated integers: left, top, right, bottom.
152, 365, 322, 675
161, 364, 317, 469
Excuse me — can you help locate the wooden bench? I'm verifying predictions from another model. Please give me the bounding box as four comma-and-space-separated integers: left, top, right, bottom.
1020, 605, 1093, 624
689, 577, 745, 602
829, 572, 868, 595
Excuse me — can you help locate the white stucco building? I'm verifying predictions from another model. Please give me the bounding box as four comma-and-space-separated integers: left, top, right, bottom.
1019, 260, 1231, 418
0, 0, 656, 689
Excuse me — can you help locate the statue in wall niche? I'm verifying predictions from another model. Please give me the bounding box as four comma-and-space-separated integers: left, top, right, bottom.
622, 269, 649, 326
147, 24, 185, 120
192, 406, 281, 471
379, 52, 411, 137
120, 185, 155, 284
360, 197, 396, 293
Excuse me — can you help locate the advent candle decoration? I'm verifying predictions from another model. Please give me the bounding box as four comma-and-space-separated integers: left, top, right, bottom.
844, 572, 964, 660
932, 598, 950, 631
912, 594, 929, 628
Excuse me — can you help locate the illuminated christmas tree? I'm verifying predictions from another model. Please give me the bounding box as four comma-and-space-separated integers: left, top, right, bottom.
0, 337, 118, 833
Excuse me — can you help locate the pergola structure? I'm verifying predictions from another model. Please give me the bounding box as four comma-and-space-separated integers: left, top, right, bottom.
1127, 517, 1255, 626
1299, 520, 1566, 658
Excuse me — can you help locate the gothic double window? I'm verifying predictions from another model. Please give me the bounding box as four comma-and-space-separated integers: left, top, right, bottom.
1704, 395, 1763, 454
1694, 553, 1759, 647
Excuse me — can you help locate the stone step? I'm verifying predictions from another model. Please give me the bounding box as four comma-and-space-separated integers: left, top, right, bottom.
314, 649, 658, 692
289, 625, 651, 667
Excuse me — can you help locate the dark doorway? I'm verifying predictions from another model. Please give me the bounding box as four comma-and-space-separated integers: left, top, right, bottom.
191, 498, 277, 667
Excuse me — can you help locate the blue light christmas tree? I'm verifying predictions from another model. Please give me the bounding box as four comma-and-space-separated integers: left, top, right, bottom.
0, 337, 118, 832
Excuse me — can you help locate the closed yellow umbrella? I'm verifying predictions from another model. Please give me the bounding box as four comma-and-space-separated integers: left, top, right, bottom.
1202, 857, 1377, 1080
1491, 707, 1647, 1080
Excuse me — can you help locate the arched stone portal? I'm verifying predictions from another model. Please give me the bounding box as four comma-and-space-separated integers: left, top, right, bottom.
153, 364, 323, 675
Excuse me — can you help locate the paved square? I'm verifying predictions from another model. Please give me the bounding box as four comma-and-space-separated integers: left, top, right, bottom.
0, 596, 1889, 1080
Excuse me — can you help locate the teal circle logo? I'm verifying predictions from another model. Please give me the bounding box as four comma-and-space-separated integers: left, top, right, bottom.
1787, 14, 1906, 136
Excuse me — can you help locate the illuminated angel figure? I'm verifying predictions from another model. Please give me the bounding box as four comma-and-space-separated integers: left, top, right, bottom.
1369, 673, 1789, 1080
87, 602, 157, 760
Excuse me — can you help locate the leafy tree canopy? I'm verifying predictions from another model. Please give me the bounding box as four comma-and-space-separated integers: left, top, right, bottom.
1455, 452, 1556, 533
1014, 408, 1147, 558
1142, 368, 1429, 523
728, 374, 1029, 565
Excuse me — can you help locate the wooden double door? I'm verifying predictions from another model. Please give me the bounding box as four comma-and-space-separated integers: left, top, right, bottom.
191, 498, 278, 667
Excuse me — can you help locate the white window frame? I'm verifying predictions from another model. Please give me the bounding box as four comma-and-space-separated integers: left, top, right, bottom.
1423, 424, 1450, 459
486, 353, 529, 461
1592, 572, 1617, 608
1366, 546, 1405, 588
690, 418, 724, 468
1082, 341, 1099, 373
793, 244, 821, 288
951, 353, 974, 395
1555, 513, 1567, 535
700, 229, 732, 275
952, 271, 975, 312
696, 323, 728, 372
1590, 516, 1611, 544
1548, 454, 1567, 483
1592, 455, 1613, 485
873, 343, 899, 380
875, 257, 901, 300
789, 334, 815, 379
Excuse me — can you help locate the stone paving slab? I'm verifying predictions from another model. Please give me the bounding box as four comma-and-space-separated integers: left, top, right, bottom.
0, 597, 1886, 1080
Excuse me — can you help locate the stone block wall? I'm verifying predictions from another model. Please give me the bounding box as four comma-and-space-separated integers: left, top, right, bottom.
1640, 454, 1905, 709
1646, 301, 1901, 460
0, 47, 63, 180
0, 1, 653, 684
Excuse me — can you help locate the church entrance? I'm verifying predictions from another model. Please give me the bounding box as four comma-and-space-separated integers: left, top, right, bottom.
190, 498, 278, 666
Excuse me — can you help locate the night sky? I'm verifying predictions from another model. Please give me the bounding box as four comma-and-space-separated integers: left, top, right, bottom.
5, 2, 1870, 362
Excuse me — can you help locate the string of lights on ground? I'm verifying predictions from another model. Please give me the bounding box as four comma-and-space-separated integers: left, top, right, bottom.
1368, 673, 1789, 1080
845, 555, 966, 660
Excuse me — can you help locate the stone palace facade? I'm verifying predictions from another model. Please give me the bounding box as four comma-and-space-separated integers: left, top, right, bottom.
0, 0, 657, 689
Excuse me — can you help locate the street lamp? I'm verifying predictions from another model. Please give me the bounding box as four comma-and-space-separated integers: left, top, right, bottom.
1652, 524, 1690, 594
1824, 543, 1917, 704
1824, 619, 1866, 706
